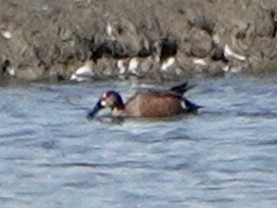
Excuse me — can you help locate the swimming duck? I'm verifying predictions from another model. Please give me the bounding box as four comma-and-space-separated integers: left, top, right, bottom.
87, 82, 201, 118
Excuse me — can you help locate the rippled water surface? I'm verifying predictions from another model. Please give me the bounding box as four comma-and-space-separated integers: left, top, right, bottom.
0, 76, 276, 208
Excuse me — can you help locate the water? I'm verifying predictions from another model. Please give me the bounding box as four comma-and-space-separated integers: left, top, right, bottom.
0, 76, 276, 208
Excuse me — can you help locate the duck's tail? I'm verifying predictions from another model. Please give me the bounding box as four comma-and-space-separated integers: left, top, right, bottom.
183, 98, 203, 112
170, 82, 195, 95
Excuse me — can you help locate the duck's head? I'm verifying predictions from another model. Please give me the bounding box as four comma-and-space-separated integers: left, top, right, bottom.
87, 91, 124, 118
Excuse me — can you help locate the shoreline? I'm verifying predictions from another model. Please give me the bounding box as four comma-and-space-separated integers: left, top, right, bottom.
1, 0, 277, 81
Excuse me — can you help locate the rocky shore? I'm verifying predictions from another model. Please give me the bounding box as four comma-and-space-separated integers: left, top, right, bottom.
1, 0, 277, 82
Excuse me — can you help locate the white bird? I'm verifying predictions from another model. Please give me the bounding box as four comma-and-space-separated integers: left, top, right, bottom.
117, 59, 127, 75
70, 61, 94, 82
128, 57, 140, 75
192, 58, 208, 67
8, 66, 15, 76
161, 57, 175, 71
224, 44, 246, 61
1, 31, 12, 39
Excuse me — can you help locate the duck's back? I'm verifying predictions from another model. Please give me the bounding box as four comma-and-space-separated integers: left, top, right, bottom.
124, 91, 184, 117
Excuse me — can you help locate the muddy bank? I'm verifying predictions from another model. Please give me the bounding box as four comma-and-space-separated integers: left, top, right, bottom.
0, 0, 277, 81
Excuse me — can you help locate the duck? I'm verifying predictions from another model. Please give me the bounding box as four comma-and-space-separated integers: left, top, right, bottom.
87, 82, 201, 118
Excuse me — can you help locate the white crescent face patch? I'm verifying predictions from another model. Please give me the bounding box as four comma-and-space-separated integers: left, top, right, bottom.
100, 93, 108, 107
101, 100, 107, 107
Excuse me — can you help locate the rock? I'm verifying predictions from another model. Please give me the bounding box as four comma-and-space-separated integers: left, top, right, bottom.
254, 8, 275, 38
0, 0, 277, 81
159, 36, 178, 61
182, 28, 212, 58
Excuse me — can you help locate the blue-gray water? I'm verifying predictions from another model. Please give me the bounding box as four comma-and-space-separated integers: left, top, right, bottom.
0, 76, 276, 208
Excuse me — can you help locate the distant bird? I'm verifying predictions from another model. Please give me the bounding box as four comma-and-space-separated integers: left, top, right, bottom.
224, 44, 246, 61
87, 82, 201, 118
70, 61, 94, 82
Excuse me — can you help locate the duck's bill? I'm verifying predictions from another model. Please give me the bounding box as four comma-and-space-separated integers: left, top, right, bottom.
87, 100, 104, 119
